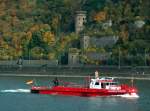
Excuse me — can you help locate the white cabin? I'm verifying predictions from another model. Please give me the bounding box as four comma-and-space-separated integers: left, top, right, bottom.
89, 77, 121, 90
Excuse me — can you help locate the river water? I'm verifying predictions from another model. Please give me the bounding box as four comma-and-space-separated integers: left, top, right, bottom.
0, 76, 150, 111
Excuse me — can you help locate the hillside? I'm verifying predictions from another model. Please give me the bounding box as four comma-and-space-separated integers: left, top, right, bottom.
0, 0, 149, 66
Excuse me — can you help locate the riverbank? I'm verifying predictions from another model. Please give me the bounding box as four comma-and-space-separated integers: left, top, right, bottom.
1, 65, 150, 74
0, 65, 150, 80
0, 73, 150, 80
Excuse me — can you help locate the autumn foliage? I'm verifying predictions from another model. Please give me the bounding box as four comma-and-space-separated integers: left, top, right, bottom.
93, 11, 107, 22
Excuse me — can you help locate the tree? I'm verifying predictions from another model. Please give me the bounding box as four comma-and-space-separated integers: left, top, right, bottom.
43, 31, 55, 46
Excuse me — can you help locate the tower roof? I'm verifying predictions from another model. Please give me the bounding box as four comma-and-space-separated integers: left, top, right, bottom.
76, 11, 87, 15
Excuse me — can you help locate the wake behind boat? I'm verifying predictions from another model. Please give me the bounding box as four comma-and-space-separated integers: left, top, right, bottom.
30, 71, 139, 98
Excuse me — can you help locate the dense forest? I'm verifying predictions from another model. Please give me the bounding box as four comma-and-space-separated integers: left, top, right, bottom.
0, 0, 149, 66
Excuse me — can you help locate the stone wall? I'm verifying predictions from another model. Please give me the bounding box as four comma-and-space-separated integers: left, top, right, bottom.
0, 60, 58, 67
86, 52, 110, 60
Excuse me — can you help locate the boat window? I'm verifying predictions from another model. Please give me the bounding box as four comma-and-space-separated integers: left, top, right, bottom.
110, 82, 117, 85
95, 82, 99, 85
106, 83, 109, 85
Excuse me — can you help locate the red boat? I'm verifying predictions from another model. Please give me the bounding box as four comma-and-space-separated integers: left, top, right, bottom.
30, 75, 139, 98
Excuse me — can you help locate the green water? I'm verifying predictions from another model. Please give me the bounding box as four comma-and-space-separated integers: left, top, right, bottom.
0, 76, 150, 111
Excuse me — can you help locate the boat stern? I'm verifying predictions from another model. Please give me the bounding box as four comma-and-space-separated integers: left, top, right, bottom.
31, 86, 40, 94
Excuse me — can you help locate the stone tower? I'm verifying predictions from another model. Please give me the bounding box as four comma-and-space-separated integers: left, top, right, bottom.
81, 35, 90, 49
75, 11, 86, 34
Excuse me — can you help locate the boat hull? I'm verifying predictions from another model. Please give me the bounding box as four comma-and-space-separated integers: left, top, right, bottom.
31, 86, 134, 97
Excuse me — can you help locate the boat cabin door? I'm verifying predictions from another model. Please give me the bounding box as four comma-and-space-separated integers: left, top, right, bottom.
101, 82, 106, 88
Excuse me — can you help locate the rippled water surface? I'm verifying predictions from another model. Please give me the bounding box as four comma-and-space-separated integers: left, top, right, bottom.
0, 76, 150, 111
